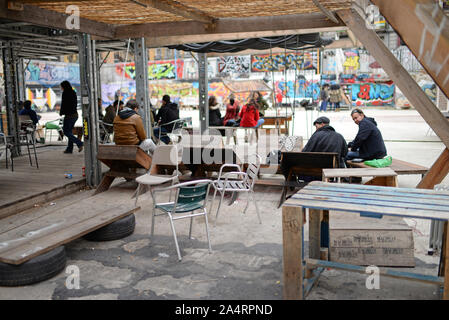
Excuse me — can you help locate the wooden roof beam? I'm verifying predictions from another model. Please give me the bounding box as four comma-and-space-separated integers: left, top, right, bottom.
115, 12, 346, 40
311, 0, 339, 23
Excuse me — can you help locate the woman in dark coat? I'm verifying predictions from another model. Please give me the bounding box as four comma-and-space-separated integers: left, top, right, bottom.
60, 80, 83, 153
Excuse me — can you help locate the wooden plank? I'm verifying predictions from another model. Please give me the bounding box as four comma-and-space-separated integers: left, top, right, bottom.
330, 229, 414, 249
298, 187, 449, 207
309, 209, 321, 259
0, 179, 86, 220
0, 204, 139, 265
323, 167, 397, 179
444, 221, 449, 299
282, 205, 304, 300
0, 189, 134, 255
347, 158, 428, 175
307, 259, 444, 285
371, 0, 449, 99
416, 148, 449, 189
337, 8, 449, 150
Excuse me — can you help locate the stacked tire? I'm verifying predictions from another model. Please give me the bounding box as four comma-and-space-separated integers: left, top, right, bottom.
0, 246, 66, 287
83, 214, 136, 242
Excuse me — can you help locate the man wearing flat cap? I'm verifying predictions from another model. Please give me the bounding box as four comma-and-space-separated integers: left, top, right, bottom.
302, 116, 348, 168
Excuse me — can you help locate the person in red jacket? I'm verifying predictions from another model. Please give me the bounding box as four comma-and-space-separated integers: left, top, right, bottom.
239, 99, 264, 128
239, 99, 265, 142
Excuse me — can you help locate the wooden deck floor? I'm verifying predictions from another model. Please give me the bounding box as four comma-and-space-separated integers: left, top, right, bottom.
0, 145, 88, 219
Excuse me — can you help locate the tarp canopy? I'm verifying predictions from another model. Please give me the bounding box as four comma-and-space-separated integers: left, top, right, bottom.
167, 33, 332, 53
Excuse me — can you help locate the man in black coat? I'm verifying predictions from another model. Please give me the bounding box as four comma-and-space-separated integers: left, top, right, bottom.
302, 116, 348, 168
154, 94, 180, 144
346, 109, 386, 161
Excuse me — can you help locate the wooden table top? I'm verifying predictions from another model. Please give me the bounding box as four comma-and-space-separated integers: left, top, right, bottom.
284, 181, 449, 221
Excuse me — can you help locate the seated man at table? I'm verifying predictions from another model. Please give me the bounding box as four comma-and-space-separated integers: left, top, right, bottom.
282, 116, 347, 184
113, 99, 156, 154
153, 94, 180, 144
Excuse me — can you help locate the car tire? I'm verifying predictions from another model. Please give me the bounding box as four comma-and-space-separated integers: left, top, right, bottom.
0, 246, 66, 287
83, 214, 135, 242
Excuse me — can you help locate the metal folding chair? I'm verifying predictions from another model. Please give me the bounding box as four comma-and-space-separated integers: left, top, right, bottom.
210, 153, 262, 225
134, 144, 181, 206
151, 179, 213, 261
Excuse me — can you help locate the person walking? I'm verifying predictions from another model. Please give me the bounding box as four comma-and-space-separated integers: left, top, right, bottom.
60, 80, 83, 154
319, 84, 329, 112
329, 84, 343, 112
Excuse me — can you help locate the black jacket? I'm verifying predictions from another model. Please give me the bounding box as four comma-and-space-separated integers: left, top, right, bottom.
155, 102, 179, 132
302, 125, 348, 167
60, 89, 78, 117
349, 117, 386, 160
209, 108, 223, 126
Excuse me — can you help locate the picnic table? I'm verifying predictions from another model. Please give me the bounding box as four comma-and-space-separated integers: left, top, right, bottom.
282, 181, 449, 300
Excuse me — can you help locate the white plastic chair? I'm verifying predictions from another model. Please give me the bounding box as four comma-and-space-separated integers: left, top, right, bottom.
133, 144, 181, 206
150, 179, 213, 261
210, 153, 262, 225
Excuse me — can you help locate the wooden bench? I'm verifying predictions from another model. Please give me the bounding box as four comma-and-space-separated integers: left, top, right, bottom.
260, 114, 292, 135
278, 152, 338, 207
0, 187, 139, 265
346, 158, 428, 177
95, 145, 152, 194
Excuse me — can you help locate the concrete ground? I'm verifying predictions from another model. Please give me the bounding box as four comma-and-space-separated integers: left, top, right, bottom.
1, 107, 448, 300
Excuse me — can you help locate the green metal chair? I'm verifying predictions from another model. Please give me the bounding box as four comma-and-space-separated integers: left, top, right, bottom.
151, 179, 213, 261
44, 118, 64, 143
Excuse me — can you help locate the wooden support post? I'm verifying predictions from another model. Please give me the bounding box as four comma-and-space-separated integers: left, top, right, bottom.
416, 148, 449, 189
282, 205, 304, 300
337, 9, 449, 151
443, 221, 449, 300
371, 0, 449, 99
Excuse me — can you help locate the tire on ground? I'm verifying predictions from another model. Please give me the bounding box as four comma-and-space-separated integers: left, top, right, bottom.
83, 214, 136, 241
0, 246, 66, 287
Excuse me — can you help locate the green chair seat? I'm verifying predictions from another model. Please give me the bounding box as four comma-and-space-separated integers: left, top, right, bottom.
155, 202, 204, 213
45, 122, 60, 130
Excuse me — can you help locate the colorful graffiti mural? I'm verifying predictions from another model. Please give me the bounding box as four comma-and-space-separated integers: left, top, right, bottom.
25, 60, 80, 85
274, 80, 320, 101
115, 60, 184, 81
251, 50, 319, 73
349, 83, 395, 106
217, 56, 250, 75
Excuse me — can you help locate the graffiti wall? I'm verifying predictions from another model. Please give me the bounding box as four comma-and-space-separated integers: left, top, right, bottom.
25, 60, 80, 85
217, 56, 250, 77
349, 83, 395, 106
181, 58, 218, 80
395, 72, 436, 108
251, 50, 319, 73
115, 60, 184, 81
275, 80, 320, 101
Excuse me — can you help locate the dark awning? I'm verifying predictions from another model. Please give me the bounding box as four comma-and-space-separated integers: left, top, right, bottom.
167, 33, 333, 53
